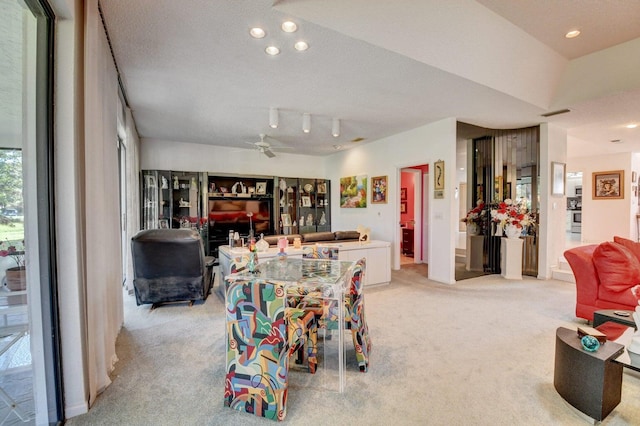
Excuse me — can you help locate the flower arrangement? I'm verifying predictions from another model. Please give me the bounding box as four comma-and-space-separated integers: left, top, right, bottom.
0, 239, 25, 268
461, 200, 486, 226
490, 198, 535, 229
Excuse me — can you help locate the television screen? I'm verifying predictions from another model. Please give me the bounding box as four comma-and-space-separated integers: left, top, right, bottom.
208, 199, 272, 237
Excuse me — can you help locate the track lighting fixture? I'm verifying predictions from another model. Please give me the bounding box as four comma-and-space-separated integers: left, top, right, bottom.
269, 107, 278, 129
332, 118, 340, 137
302, 113, 311, 133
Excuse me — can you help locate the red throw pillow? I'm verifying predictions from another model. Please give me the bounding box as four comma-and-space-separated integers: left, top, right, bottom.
593, 242, 640, 293
613, 236, 640, 263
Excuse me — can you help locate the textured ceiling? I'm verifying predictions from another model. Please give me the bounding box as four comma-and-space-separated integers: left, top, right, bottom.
99, 0, 640, 158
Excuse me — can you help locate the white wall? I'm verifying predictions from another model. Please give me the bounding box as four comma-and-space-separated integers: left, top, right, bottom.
325, 118, 458, 284
569, 152, 636, 243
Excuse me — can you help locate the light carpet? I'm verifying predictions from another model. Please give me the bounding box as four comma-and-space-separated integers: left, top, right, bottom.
66, 265, 640, 425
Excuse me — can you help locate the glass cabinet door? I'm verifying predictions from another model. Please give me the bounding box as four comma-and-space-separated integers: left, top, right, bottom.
315, 179, 330, 232
171, 171, 200, 228
276, 177, 299, 234
158, 170, 172, 228
142, 170, 159, 229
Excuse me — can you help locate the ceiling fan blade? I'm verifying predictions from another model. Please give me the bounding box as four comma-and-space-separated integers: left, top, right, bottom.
263, 149, 276, 158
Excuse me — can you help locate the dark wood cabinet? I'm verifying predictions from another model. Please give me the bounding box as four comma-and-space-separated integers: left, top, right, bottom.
402, 228, 414, 256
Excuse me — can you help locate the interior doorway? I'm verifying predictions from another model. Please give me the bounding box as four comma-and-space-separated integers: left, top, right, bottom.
398, 165, 429, 269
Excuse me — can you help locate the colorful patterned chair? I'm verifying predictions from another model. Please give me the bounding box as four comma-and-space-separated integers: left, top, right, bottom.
292, 258, 372, 372
302, 245, 339, 260
224, 278, 317, 421
345, 258, 372, 372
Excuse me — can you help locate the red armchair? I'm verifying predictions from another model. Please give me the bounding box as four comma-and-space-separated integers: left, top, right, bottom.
564, 238, 640, 321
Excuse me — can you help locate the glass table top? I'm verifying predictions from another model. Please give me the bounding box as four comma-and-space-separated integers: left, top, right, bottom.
228, 257, 354, 286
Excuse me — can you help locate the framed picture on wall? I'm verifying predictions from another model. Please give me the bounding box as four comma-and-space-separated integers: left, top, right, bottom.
400, 187, 407, 200
256, 181, 267, 195
371, 175, 388, 204
400, 201, 407, 213
592, 170, 624, 200
551, 162, 566, 196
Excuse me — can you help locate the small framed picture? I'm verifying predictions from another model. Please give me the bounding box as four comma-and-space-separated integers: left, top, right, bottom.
159, 219, 169, 229
371, 175, 388, 204
281, 213, 292, 227
633, 171, 637, 183
400, 201, 407, 213
400, 187, 407, 200
256, 182, 267, 195
551, 162, 566, 196
302, 196, 312, 207
593, 170, 624, 200
317, 182, 327, 194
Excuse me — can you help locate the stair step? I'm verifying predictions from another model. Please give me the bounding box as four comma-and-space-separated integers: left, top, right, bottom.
552, 268, 575, 283
557, 256, 572, 272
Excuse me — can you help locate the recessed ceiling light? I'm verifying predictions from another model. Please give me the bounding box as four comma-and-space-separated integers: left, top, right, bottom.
565, 29, 581, 39
611, 139, 623, 143
351, 137, 365, 143
265, 46, 280, 56
294, 41, 309, 51
333, 145, 342, 150
626, 123, 638, 129
281, 21, 297, 33
249, 27, 265, 39
459, 167, 464, 171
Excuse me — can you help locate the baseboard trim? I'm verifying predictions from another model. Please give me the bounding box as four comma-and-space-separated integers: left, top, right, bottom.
65, 400, 89, 418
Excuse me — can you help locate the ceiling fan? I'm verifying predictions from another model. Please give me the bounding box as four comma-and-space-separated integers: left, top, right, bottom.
245, 133, 290, 158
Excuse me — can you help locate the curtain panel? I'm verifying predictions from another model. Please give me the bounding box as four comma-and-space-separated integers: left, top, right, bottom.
83, 0, 123, 406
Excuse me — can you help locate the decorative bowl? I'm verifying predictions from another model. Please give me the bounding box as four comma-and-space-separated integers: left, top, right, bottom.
581, 335, 600, 352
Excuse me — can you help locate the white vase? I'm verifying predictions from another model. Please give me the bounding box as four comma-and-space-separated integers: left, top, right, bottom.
467, 223, 480, 236
495, 223, 503, 236
505, 224, 521, 239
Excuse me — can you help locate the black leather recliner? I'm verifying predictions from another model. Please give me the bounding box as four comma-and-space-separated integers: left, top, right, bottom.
131, 229, 215, 308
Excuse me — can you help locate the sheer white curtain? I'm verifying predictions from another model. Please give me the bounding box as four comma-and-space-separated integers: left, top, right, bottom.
83, 0, 123, 405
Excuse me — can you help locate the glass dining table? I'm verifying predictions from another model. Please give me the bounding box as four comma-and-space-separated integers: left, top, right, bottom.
224, 257, 354, 398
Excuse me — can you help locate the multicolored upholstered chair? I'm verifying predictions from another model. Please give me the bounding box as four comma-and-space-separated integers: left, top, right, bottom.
229, 254, 250, 273
302, 245, 339, 260
292, 258, 372, 372
225, 278, 317, 421
345, 258, 371, 372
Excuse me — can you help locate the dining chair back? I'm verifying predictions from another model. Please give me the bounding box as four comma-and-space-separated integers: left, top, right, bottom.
224, 278, 317, 421
302, 245, 339, 260
345, 257, 371, 372
291, 257, 372, 373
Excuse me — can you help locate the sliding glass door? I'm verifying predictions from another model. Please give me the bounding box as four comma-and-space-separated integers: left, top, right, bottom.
0, 0, 61, 423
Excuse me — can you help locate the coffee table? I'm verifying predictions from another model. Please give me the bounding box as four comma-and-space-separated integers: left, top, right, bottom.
593, 309, 636, 328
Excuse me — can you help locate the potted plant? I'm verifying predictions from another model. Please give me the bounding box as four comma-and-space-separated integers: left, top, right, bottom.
1, 240, 26, 291
461, 200, 486, 235
490, 199, 535, 238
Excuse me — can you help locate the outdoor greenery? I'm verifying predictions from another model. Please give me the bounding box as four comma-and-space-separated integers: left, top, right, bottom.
0, 221, 24, 243
0, 149, 23, 213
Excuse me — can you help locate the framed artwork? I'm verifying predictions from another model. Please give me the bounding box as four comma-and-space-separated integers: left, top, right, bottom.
256, 181, 267, 195
371, 175, 388, 204
301, 196, 311, 207
633, 171, 638, 183
434, 160, 444, 199
400, 187, 407, 200
281, 213, 292, 227
592, 170, 624, 200
159, 219, 169, 229
400, 201, 407, 213
317, 182, 327, 194
551, 162, 566, 196
340, 175, 367, 208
